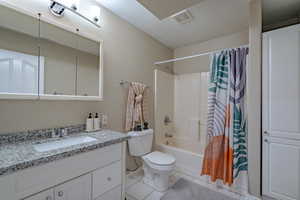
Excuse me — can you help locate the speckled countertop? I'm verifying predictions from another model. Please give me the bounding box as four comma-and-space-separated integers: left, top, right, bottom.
0, 130, 130, 176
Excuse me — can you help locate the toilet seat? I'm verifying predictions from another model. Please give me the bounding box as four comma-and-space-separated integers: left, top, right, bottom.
143, 151, 175, 166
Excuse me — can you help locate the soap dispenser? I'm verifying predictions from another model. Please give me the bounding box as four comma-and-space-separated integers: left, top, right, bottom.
94, 113, 100, 131
86, 113, 93, 132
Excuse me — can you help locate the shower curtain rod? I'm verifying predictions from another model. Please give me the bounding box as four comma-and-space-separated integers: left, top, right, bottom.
154, 44, 249, 65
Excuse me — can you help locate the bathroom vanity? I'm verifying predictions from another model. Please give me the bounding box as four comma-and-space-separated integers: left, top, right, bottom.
0, 129, 129, 200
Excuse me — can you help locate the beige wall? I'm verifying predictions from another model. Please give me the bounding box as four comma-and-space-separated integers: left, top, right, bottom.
173, 30, 249, 74
0, 0, 172, 133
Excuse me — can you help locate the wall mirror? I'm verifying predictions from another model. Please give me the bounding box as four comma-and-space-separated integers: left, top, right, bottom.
0, 5, 40, 99
0, 3, 103, 101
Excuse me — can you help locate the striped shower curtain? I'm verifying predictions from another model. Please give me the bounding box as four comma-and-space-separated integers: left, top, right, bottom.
201, 47, 249, 192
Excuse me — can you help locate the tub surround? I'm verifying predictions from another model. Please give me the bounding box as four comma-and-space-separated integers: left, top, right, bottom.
0, 127, 130, 176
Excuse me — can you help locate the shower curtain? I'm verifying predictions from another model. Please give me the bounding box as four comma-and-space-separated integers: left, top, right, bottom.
201, 47, 249, 193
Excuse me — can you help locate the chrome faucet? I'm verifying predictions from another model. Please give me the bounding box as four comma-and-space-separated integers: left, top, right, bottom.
165, 133, 173, 138
164, 116, 172, 125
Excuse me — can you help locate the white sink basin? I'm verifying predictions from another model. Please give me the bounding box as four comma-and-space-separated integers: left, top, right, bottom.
34, 136, 97, 152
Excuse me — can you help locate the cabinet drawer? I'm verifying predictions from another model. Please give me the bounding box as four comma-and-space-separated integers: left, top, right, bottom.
94, 186, 122, 200
54, 174, 91, 200
23, 189, 53, 200
92, 161, 122, 199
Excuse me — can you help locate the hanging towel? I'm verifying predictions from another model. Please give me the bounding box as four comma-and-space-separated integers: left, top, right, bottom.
125, 82, 147, 131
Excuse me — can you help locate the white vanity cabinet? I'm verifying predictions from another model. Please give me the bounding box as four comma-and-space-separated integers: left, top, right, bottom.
92, 161, 122, 198
263, 24, 300, 200
95, 186, 122, 200
54, 174, 92, 200
0, 142, 126, 200
24, 189, 54, 200
25, 174, 91, 200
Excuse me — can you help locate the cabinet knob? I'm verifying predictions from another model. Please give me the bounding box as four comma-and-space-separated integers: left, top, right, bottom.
107, 177, 112, 181
46, 196, 52, 200
58, 191, 64, 197
264, 139, 269, 143
263, 131, 269, 135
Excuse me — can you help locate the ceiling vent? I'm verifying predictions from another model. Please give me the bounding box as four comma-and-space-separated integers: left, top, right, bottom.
172, 10, 193, 24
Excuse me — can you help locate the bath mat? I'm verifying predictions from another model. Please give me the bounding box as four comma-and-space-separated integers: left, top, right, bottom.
161, 178, 237, 200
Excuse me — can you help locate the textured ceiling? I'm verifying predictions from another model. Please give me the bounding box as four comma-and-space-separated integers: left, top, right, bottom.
97, 0, 249, 49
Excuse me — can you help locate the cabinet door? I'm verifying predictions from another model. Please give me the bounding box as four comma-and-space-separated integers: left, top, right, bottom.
94, 186, 121, 200
92, 161, 122, 199
23, 189, 54, 200
263, 24, 300, 140
55, 174, 91, 200
263, 137, 300, 200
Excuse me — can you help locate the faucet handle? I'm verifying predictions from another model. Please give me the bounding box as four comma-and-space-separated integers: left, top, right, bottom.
165, 133, 173, 138
60, 128, 68, 137
51, 128, 60, 138
164, 116, 172, 125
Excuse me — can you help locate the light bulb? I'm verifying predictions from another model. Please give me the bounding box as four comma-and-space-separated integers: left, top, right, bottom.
56, 0, 79, 9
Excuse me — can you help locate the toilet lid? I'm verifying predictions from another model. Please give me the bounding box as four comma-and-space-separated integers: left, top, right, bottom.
144, 151, 175, 166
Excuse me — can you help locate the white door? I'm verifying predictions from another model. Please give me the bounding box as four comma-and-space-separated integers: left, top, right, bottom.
263, 137, 300, 200
263, 24, 300, 200
23, 189, 54, 200
54, 174, 91, 200
263, 24, 300, 140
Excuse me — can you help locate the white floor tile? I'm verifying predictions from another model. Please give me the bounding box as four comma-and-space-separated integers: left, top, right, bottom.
126, 170, 143, 189
126, 193, 138, 200
126, 173, 142, 188
144, 191, 166, 200
126, 169, 180, 200
126, 181, 154, 200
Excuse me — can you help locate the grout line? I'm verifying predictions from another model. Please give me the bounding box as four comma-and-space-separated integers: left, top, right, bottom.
142, 190, 154, 200
126, 193, 139, 200
126, 177, 154, 200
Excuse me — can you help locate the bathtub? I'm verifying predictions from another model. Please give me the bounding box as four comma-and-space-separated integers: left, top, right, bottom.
156, 143, 254, 199
155, 143, 252, 198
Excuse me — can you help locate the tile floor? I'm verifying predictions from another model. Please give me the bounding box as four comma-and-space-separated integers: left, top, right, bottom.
125, 168, 260, 200
125, 169, 180, 200
162, 178, 237, 200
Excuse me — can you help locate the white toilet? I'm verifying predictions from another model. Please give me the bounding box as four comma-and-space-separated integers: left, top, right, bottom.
127, 129, 176, 192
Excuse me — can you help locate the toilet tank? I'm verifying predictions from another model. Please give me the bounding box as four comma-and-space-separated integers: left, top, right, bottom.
127, 129, 153, 156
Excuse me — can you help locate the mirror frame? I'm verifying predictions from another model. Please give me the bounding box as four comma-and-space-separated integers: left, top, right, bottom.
0, 1, 103, 101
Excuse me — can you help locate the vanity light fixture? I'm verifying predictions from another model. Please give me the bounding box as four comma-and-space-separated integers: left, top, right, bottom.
70, 0, 79, 11
49, 1, 65, 17
49, 0, 101, 28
